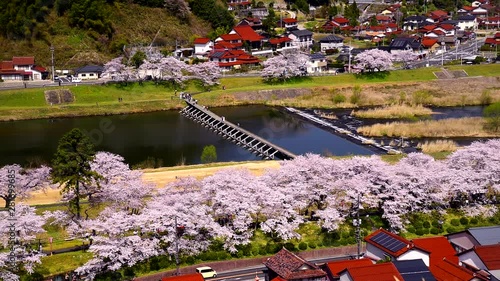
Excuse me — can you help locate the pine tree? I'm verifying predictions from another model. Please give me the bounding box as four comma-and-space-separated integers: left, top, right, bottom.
51, 128, 101, 221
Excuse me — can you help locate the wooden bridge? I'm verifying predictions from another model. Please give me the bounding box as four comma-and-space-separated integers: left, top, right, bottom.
180, 98, 296, 160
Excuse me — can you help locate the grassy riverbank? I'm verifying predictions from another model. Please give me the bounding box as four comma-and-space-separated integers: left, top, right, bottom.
357, 117, 500, 138
352, 105, 433, 119
1, 64, 499, 121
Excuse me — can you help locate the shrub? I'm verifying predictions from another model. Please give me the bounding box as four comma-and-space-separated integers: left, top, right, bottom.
308, 241, 317, 249
480, 90, 492, 105
483, 102, 500, 132
422, 228, 430, 234
350, 85, 363, 105
450, 219, 460, 226
284, 242, 296, 251
470, 218, 479, 225
431, 221, 440, 228
185, 256, 196, 265
406, 226, 416, 233
446, 226, 457, 233
423, 221, 431, 229
149, 257, 160, 271
333, 93, 346, 104
430, 228, 440, 235
298, 242, 308, 251
415, 229, 425, 236
412, 90, 432, 105
413, 221, 423, 229
460, 217, 469, 225
201, 145, 217, 163
259, 248, 267, 255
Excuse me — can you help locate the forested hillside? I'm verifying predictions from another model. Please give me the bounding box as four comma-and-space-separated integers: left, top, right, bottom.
0, 0, 234, 68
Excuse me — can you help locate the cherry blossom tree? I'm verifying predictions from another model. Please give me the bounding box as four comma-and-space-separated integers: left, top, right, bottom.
0, 204, 45, 281
188, 61, 222, 87
102, 57, 136, 82
392, 50, 419, 69
355, 49, 393, 72
0, 165, 51, 208
261, 50, 309, 82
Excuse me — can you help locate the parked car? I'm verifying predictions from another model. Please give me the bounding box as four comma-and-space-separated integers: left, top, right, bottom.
71, 76, 82, 83
196, 266, 217, 278
54, 75, 60, 81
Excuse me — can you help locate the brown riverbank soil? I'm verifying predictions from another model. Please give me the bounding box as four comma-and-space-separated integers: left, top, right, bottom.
23, 161, 281, 205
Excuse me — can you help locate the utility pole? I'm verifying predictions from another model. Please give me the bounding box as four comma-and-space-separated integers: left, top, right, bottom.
441, 42, 445, 66
353, 193, 362, 259
348, 40, 352, 73
50, 45, 55, 82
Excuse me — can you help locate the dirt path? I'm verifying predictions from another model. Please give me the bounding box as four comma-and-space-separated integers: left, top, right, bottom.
23, 161, 281, 205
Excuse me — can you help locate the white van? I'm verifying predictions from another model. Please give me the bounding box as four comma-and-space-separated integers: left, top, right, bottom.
71, 76, 82, 83
196, 266, 217, 278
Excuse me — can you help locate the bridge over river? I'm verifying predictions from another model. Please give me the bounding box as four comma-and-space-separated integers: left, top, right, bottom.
180, 97, 296, 161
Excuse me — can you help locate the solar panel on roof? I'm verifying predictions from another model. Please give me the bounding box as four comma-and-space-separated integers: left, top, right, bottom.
369, 232, 407, 253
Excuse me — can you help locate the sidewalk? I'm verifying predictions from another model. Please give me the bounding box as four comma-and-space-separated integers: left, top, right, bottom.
135, 245, 360, 281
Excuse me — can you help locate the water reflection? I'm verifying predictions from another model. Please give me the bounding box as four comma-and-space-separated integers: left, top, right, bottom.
0, 105, 373, 167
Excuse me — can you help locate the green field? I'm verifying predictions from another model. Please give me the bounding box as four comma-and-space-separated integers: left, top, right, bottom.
0, 64, 499, 122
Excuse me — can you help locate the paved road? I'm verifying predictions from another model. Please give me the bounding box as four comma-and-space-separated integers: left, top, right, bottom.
409, 38, 485, 68
214, 254, 359, 281
0, 79, 104, 90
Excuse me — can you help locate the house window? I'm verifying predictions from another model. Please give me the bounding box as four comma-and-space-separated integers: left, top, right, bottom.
90, 73, 95, 76
81, 74, 86, 77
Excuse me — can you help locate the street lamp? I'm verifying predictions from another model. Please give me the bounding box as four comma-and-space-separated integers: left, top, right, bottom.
441, 42, 445, 66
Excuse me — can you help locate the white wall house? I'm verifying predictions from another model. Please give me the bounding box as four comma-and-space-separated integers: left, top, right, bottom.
193, 38, 213, 57
319, 35, 344, 51
288, 29, 314, 49
457, 15, 478, 30
306, 53, 327, 73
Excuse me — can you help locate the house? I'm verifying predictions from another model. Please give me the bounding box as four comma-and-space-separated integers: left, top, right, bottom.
193, 38, 214, 56
227, 0, 251, 11
324, 258, 373, 280
237, 17, 263, 30
485, 32, 500, 46
288, 29, 314, 49
433, 23, 457, 36
447, 226, 500, 253
393, 259, 437, 281
319, 35, 344, 51
208, 49, 260, 71
268, 36, 296, 52
0, 56, 47, 81
471, 6, 488, 18
403, 15, 434, 31
338, 262, 404, 281
322, 17, 350, 31
458, 244, 500, 280
479, 16, 500, 28
432, 258, 488, 281
388, 37, 422, 54
264, 248, 327, 281
278, 18, 298, 30
215, 33, 243, 49
74, 65, 104, 80
364, 228, 430, 266
230, 25, 264, 50
429, 10, 449, 22
375, 15, 393, 25
458, 6, 476, 15
307, 53, 327, 73
457, 15, 478, 30
421, 37, 440, 51
161, 273, 204, 281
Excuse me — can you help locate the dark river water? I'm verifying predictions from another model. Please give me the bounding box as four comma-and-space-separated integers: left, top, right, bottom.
0, 105, 374, 167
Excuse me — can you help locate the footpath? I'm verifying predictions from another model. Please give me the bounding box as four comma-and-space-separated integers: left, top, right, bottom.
135, 245, 361, 281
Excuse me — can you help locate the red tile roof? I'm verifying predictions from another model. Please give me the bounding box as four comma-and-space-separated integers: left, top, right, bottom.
269, 37, 291, 44
194, 38, 211, 44
220, 34, 242, 41
364, 229, 412, 257
432, 258, 487, 281
33, 65, 47, 72
485, 38, 498, 45
0, 61, 13, 70
228, 1, 250, 6
431, 10, 448, 17
462, 5, 475, 11
326, 258, 373, 278
264, 248, 327, 280
495, 32, 500, 38
332, 17, 349, 24
412, 236, 458, 266
343, 263, 404, 281
421, 37, 439, 47
376, 15, 391, 21
12, 56, 34, 65
233, 25, 264, 42
282, 18, 297, 24
474, 244, 500, 270
162, 273, 204, 281
437, 23, 455, 30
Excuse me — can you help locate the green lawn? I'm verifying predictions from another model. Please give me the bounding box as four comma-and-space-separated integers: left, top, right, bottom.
1, 64, 499, 121
39, 251, 93, 276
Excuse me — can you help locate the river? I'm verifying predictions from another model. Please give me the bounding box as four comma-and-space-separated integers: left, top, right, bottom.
0, 105, 374, 167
